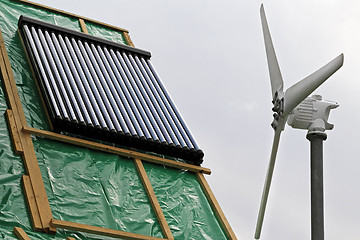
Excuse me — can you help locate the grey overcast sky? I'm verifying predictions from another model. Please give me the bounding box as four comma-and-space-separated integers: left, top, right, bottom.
33, 0, 360, 239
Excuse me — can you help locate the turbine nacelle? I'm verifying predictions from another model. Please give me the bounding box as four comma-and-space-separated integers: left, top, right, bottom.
287, 95, 339, 133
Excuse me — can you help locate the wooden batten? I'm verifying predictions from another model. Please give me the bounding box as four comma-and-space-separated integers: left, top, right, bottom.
123, 32, 135, 47
79, 18, 88, 34
22, 126, 211, 175
5, 109, 23, 154
51, 219, 166, 240
21, 175, 42, 231
0, 27, 54, 233
13, 227, 31, 240
134, 159, 174, 240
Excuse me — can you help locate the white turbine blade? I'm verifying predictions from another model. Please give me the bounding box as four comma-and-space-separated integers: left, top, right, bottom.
260, 4, 284, 98
255, 117, 284, 239
283, 53, 344, 115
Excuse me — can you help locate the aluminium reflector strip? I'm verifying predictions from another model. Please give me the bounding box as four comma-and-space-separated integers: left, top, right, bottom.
18, 15, 204, 164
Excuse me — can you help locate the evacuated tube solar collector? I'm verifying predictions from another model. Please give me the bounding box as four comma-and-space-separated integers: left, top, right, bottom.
19, 15, 204, 164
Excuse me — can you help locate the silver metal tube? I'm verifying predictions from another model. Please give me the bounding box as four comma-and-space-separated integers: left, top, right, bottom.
51, 32, 93, 126
30, 26, 70, 121
37, 29, 77, 123
119, 52, 161, 142
69, 37, 109, 130
134, 56, 184, 146
78, 40, 117, 132
65, 37, 105, 128
58, 35, 101, 128
23, 25, 61, 119
146, 59, 199, 150
98, 46, 137, 136
89, 43, 129, 134
112, 50, 153, 140
144, 59, 196, 149
106, 49, 146, 138
127, 54, 171, 144
42, 30, 83, 124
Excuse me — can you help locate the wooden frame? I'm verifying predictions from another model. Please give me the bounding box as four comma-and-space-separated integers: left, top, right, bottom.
78, 18, 88, 34
22, 126, 211, 175
21, 175, 42, 231
5, 109, 23, 154
0, 25, 55, 233
0, 1, 237, 239
134, 159, 174, 240
13, 227, 31, 240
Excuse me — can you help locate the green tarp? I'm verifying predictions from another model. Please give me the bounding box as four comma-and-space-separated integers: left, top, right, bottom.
0, 0, 228, 239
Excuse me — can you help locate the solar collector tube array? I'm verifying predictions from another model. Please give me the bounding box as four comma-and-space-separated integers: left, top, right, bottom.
19, 15, 204, 164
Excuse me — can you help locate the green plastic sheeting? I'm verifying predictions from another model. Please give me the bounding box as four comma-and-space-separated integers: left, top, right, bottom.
0, 0, 229, 239
34, 137, 163, 238
85, 21, 127, 45
144, 163, 228, 240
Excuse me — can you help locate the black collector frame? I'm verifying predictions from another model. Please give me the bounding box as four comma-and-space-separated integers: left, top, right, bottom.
18, 15, 204, 164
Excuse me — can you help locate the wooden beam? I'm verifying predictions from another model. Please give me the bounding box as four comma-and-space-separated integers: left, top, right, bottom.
79, 19, 88, 34
134, 159, 174, 240
5, 109, 23, 154
23, 126, 212, 175
11, 0, 129, 33
51, 219, 165, 240
0, 27, 55, 233
123, 32, 135, 47
196, 173, 238, 240
13, 227, 31, 240
22, 175, 42, 231
0, 33, 17, 113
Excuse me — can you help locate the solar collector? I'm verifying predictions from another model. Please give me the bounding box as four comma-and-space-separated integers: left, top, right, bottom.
37, 28, 78, 124
58, 34, 101, 128
69, 37, 110, 130
126, 53, 171, 144
43, 30, 85, 125
136, 56, 187, 148
95, 45, 135, 136
114, 50, 157, 141
23, 25, 62, 120
28, 25, 70, 122
19, 16, 204, 163
50, 32, 93, 127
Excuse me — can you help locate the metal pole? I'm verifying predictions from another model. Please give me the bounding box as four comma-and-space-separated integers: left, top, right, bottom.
307, 132, 327, 240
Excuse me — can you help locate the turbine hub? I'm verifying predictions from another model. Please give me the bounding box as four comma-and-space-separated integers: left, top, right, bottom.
271, 91, 284, 130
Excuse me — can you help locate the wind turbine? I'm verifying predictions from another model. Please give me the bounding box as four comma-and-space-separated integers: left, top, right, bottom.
255, 4, 344, 239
